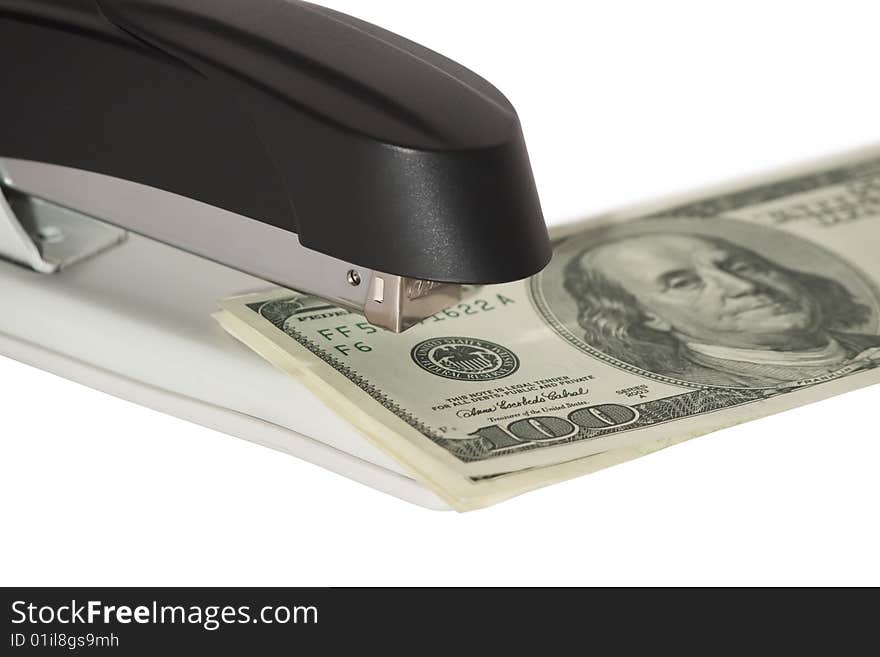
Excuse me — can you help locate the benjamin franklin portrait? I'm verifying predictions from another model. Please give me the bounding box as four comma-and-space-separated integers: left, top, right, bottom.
531, 218, 880, 389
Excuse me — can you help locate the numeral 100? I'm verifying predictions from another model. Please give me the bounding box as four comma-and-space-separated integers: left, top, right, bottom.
468, 403, 638, 450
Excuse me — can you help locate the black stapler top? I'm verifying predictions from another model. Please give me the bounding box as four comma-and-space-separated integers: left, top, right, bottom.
0, 0, 551, 331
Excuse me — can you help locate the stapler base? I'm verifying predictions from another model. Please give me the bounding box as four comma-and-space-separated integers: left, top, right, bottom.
0, 226, 449, 510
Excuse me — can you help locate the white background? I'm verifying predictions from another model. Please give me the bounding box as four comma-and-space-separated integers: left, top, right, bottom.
2, 0, 879, 586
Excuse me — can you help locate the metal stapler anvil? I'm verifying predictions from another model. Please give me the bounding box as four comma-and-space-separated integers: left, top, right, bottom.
0, 0, 550, 331
0, 0, 550, 508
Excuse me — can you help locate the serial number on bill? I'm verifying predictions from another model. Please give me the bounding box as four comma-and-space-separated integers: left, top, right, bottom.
420, 295, 517, 324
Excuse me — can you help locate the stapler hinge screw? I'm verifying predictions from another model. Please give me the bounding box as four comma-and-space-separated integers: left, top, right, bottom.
37, 226, 64, 243
347, 270, 361, 286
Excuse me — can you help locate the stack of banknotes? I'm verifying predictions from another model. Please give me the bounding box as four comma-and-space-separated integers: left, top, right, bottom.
215, 150, 880, 511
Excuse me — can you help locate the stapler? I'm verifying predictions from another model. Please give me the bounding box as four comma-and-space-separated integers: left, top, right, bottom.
0, 1, 550, 507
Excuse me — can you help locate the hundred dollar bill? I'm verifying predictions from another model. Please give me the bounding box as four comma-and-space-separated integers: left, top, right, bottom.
216, 147, 880, 510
